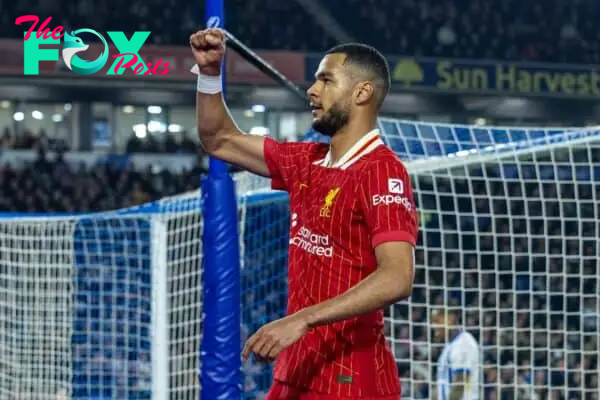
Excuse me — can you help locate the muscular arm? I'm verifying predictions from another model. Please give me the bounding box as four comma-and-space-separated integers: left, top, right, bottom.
448, 371, 469, 400
196, 91, 270, 177
298, 241, 414, 328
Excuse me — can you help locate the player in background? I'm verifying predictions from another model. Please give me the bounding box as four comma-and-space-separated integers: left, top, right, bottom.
190, 28, 418, 399
432, 308, 481, 400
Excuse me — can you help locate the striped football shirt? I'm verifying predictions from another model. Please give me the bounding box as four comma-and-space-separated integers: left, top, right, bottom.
263, 129, 419, 398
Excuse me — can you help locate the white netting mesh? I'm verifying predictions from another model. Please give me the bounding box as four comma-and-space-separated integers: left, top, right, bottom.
396, 139, 600, 399
0, 192, 203, 400
238, 122, 600, 399
161, 191, 203, 400
0, 220, 74, 400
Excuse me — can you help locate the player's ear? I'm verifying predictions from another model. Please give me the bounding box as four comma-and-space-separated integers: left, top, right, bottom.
353, 81, 374, 106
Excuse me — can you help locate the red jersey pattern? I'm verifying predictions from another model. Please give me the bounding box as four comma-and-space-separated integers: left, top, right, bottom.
263, 129, 419, 398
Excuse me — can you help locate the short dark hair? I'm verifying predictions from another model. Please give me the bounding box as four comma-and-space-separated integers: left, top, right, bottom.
326, 43, 391, 107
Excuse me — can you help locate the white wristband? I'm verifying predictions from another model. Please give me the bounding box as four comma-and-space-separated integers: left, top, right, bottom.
191, 64, 222, 94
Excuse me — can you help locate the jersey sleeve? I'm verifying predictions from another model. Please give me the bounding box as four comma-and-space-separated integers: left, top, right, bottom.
449, 335, 479, 377
358, 159, 419, 248
263, 138, 310, 192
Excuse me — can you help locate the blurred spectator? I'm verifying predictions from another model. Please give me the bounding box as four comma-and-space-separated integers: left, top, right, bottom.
125, 132, 144, 153
1, 127, 14, 148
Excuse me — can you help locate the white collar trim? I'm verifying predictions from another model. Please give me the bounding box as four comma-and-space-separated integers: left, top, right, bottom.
314, 129, 383, 169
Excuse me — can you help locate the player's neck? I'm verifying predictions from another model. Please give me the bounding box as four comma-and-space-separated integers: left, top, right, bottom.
328, 120, 377, 166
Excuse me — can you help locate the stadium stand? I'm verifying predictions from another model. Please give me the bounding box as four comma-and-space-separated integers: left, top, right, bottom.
1, 0, 596, 62
320, 0, 598, 63
0, 0, 336, 52
0, 148, 203, 213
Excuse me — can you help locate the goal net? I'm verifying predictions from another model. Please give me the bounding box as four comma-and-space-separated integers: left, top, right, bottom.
0, 192, 203, 400
239, 120, 600, 399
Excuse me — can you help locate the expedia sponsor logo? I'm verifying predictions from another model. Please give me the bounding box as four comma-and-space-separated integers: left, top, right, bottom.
290, 225, 333, 257
372, 194, 412, 211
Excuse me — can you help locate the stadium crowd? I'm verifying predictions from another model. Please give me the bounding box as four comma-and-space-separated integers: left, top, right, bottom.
1, 126, 201, 155
2, 126, 70, 152
0, 147, 203, 213
1, 0, 597, 62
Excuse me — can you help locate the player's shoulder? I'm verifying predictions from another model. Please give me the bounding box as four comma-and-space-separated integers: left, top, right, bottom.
354, 144, 409, 174
305, 142, 331, 163
269, 138, 329, 163
454, 331, 479, 349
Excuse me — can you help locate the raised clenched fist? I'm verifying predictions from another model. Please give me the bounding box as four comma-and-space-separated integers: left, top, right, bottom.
189, 28, 226, 76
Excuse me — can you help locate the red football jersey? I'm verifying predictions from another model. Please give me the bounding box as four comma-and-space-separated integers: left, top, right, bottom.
263, 129, 419, 398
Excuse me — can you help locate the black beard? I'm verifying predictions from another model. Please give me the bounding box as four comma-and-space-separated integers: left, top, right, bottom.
312, 101, 350, 137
